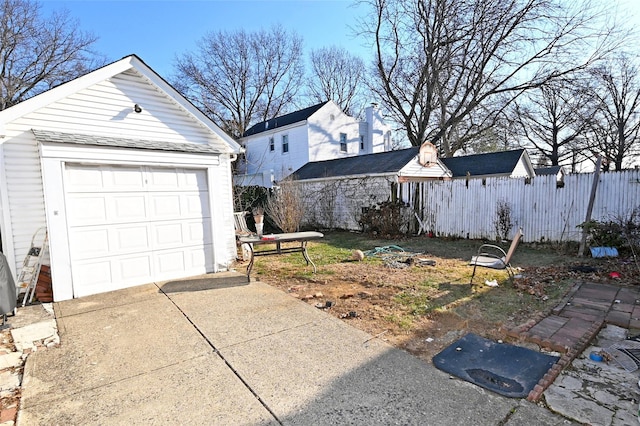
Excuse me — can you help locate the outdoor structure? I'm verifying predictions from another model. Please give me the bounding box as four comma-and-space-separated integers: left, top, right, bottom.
441, 149, 536, 179
235, 101, 393, 187
0, 55, 242, 301
291, 147, 451, 230
535, 165, 566, 183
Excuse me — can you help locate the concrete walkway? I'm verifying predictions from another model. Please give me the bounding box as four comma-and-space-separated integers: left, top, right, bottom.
17, 272, 570, 425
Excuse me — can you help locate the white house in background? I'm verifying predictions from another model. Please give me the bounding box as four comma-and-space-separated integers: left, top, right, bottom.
0, 55, 242, 301
235, 101, 393, 187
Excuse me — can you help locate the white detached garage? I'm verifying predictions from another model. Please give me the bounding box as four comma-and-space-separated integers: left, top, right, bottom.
0, 55, 242, 301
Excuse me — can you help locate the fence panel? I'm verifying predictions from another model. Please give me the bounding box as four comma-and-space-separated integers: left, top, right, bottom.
413, 170, 640, 242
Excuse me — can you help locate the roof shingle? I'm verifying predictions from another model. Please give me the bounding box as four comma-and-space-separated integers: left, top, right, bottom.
440, 149, 525, 177
292, 147, 419, 180
243, 101, 329, 137
32, 129, 224, 154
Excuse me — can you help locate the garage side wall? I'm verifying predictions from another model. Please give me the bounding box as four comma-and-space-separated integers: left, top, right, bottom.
1, 70, 238, 299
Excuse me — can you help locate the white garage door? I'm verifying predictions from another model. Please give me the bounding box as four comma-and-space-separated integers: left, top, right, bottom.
64, 164, 212, 297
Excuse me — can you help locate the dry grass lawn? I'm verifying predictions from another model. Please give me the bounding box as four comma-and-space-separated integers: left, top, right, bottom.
236, 231, 637, 362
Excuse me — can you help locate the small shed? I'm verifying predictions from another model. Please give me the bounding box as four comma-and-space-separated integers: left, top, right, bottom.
291, 147, 451, 230
0, 55, 242, 301
440, 149, 535, 179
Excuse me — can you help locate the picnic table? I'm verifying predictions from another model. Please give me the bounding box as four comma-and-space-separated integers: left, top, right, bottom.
238, 231, 324, 281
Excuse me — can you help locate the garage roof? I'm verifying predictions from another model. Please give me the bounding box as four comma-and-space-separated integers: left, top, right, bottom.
440, 149, 528, 177
292, 147, 420, 180
32, 129, 225, 154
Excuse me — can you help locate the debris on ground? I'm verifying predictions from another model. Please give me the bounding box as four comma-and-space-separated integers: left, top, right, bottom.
363, 245, 436, 269
351, 250, 365, 261
484, 279, 499, 287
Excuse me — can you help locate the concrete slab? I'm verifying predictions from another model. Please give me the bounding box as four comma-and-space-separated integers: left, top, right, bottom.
165, 280, 331, 349
505, 400, 581, 425
53, 283, 160, 318
16, 273, 578, 425
217, 307, 518, 425
544, 325, 640, 424
19, 353, 277, 425
21, 295, 211, 407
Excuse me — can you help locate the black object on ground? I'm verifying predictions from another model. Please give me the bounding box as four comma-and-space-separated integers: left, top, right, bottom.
432, 333, 559, 398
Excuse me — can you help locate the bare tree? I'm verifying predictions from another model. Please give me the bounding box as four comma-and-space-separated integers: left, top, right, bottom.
174, 25, 305, 139
358, 0, 620, 156
512, 77, 596, 169
264, 177, 305, 233
587, 54, 640, 171
307, 46, 366, 116
0, 0, 100, 110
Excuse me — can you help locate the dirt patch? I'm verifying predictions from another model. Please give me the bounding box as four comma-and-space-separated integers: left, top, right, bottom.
239, 235, 639, 363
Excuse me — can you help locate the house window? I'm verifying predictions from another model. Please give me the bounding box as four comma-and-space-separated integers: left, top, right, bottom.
340, 133, 347, 152
359, 135, 365, 150
269, 137, 274, 152
282, 134, 289, 153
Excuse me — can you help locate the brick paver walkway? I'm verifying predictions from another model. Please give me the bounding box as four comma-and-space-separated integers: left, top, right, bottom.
506, 281, 640, 401
508, 281, 640, 353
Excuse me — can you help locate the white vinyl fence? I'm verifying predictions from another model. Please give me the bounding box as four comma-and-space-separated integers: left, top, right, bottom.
297, 169, 640, 243
405, 170, 640, 243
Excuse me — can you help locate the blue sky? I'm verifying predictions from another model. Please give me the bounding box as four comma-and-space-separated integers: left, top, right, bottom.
39, 0, 640, 82
40, 0, 370, 79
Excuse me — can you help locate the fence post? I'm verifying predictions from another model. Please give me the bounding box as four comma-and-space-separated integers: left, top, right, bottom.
578, 156, 603, 256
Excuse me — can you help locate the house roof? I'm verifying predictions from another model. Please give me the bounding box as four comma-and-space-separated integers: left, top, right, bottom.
292, 147, 420, 180
32, 129, 225, 154
440, 149, 527, 177
243, 101, 330, 137
0, 54, 242, 154
535, 165, 564, 176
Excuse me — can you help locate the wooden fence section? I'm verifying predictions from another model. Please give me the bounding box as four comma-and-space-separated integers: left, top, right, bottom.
405, 170, 640, 243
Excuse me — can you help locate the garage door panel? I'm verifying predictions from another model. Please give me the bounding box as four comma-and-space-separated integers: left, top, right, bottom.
146, 167, 180, 189
66, 165, 105, 190
72, 261, 113, 295
113, 225, 150, 251
149, 194, 182, 218
108, 167, 145, 190
155, 250, 186, 275
65, 164, 213, 298
110, 195, 147, 222
69, 228, 110, 259
186, 221, 209, 242
185, 193, 210, 217
116, 255, 153, 282
180, 169, 208, 189
153, 222, 184, 246
187, 245, 212, 270
67, 196, 108, 224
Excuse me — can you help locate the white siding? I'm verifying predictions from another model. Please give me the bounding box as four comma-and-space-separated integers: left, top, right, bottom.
239, 101, 393, 185
2, 135, 46, 274
0, 68, 237, 290
208, 154, 237, 271
241, 122, 310, 182
511, 156, 534, 178
307, 102, 361, 161
365, 105, 392, 154
23, 70, 228, 149
398, 158, 451, 180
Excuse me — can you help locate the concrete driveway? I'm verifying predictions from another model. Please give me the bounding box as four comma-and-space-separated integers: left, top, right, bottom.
19, 272, 570, 425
